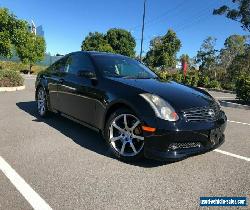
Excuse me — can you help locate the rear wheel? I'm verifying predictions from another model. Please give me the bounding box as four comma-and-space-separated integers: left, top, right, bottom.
36, 87, 49, 117
104, 108, 144, 161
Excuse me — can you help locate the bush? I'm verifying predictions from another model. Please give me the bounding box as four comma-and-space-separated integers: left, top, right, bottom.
206, 80, 221, 89
235, 75, 250, 103
0, 61, 26, 72
198, 75, 210, 87
221, 82, 236, 91
157, 70, 171, 81
172, 72, 183, 83
0, 61, 46, 75
183, 71, 199, 86
0, 69, 24, 87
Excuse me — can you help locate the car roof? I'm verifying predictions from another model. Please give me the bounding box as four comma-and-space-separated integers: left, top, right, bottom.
70, 51, 127, 57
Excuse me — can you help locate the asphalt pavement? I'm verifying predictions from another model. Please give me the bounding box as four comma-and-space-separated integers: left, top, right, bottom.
0, 78, 249, 210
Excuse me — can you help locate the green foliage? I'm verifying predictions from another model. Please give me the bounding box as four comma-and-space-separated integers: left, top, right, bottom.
0, 7, 46, 72
219, 35, 248, 70
0, 8, 28, 57
198, 75, 210, 87
156, 70, 171, 81
81, 29, 136, 56
144, 29, 181, 68
183, 71, 199, 86
0, 69, 24, 87
180, 54, 190, 63
15, 33, 46, 71
156, 70, 200, 86
235, 75, 250, 103
213, 0, 250, 32
221, 82, 236, 91
0, 31, 12, 57
106, 28, 136, 57
154, 69, 225, 90
0, 61, 26, 71
196, 36, 218, 79
0, 61, 46, 75
81, 32, 114, 53
227, 46, 250, 81
172, 72, 183, 83
206, 80, 221, 89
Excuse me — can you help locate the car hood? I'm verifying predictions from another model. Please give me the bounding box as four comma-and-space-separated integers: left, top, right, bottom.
109, 77, 215, 111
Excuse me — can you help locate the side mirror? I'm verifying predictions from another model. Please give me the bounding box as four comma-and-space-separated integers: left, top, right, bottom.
78, 70, 96, 79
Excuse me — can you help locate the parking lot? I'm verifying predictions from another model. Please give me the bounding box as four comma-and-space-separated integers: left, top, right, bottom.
0, 77, 249, 209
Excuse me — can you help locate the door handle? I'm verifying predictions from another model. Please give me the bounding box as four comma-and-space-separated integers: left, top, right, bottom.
59, 79, 64, 84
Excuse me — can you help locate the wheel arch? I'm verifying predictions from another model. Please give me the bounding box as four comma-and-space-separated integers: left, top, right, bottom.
101, 100, 140, 133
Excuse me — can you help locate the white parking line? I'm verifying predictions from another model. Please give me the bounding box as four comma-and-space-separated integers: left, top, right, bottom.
0, 156, 52, 210
214, 149, 250, 162
227, 120, 250, 126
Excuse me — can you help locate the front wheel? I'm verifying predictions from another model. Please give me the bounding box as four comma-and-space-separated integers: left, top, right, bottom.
36, 87, 49, 117
104, 108, 145, 162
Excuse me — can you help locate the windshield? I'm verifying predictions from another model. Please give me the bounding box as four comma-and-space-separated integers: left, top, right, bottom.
92, 54, 157, 79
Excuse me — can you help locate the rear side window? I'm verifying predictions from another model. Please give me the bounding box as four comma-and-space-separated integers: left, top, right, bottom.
65, 53, 95, 75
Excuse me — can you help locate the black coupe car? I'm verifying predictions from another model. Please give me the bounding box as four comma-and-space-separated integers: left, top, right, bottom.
35, 51, 227, 161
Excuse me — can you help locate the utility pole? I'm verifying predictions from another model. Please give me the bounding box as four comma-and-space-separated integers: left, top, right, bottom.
139, 0, 146, 61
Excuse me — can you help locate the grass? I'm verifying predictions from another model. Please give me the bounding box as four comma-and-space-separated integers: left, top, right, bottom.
0, 61, 47, 75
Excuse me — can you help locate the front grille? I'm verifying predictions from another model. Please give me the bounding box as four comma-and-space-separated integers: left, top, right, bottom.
182, 103, 220, 122
168, 142, 201, 150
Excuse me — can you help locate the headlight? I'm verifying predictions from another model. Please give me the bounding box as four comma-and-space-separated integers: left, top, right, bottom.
140, 93, 179, 121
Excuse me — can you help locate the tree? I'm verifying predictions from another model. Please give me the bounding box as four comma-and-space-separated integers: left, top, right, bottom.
144, 29, 181, 68
213, 0, 250, 32
16, 32, 46, 72
180, 54, 190, 66
219, 35, 247, 70
227, 46, 250, 81
0, 8, 28, 58
144, 36, 162, 67
196, 37, 218, 79
180, 54, 190, 75
81, 32, 114, 53
105, 28, 136, 57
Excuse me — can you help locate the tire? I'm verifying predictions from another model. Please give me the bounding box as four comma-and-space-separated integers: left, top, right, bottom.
104, 108, 145, 162
36, 87, 50, 117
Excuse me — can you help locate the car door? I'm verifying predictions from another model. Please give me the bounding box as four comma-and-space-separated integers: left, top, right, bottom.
56, 52, 98, 126
46, 58, 67, 111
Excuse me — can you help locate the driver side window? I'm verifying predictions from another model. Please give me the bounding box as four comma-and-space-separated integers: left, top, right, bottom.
65, 53, 95, 75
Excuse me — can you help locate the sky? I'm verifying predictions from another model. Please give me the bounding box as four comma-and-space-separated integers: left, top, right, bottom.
0, 0, 248, 57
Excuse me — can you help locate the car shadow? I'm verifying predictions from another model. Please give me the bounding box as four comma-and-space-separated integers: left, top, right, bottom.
16, 101, 170, 168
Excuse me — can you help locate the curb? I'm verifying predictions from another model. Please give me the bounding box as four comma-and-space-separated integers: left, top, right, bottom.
198, 87, 235, 94
0, 85, 25, 92
219, 100, 250, 110
207, 88, 235, 94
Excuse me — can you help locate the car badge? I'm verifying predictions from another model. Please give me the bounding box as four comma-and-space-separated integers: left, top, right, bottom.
208, 109, 215, 118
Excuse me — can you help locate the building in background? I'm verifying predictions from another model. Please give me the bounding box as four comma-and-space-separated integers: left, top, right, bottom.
29, 20, 36, 35
36, 25, 44, 37
29, 20, 44, 37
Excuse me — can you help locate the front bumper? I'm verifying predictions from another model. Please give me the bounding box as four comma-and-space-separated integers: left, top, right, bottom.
143, 111, 227, 161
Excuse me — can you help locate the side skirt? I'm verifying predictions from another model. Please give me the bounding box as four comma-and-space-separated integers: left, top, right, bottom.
60, 112, 100, 133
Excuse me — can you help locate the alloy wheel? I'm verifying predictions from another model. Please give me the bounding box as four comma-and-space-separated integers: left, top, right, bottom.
109, 114, 144, 157
37, 88, 46, 116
